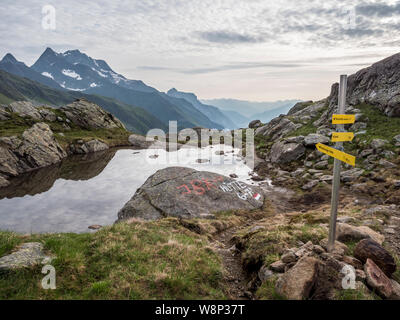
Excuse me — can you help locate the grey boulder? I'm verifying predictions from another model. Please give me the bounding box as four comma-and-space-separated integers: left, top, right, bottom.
269, 141, 305, 164
118, 167, 264, 221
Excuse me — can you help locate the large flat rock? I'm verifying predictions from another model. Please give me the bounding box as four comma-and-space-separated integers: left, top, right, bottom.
0, 242, 53, 271
117, 167, 264, 221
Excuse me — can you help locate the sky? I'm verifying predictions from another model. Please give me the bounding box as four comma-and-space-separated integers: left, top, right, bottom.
1, 0, 400, 101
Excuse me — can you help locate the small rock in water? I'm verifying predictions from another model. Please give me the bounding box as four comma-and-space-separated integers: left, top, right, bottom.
196, 159, 209, 163
149, 155, 159, 159
251, 175, 264, 182
229, 173, 238, 178
88, 225, 102, 230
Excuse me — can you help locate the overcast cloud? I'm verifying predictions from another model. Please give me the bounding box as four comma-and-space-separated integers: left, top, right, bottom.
1, 0, 400, 101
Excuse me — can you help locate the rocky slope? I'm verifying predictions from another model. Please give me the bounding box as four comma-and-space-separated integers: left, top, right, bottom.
250, 62, 400, 207
0, 98, 129, 187
228, 53, 400, 300
329, 53, 400, 118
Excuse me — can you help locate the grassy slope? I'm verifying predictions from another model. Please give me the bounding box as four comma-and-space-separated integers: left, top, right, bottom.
0, 70, 167, 134
0, 219, 225, 300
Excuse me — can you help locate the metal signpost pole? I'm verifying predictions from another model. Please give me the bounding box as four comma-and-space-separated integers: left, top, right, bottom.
327, 75, 347, 253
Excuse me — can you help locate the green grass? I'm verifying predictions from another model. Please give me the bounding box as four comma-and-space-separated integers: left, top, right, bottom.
238, 223, 327, 271
0, 219, 226, 300
0, 92, 14, 104
0, 231, 23, 257
354, 103, 400, 144
0, 112, 35, 137
256, 275, 285, 300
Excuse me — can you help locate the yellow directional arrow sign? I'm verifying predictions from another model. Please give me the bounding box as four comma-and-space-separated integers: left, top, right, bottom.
331, 132, 354, 142
332, 114, 355, 124
316, 143, 356, 166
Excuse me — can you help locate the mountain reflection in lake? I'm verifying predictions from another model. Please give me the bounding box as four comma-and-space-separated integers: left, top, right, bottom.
0, 146, 261, 234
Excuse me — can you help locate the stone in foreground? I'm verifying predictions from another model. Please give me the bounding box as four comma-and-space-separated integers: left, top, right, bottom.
364, 258, 393, 299
354, 238, 396, 277
336, 223, 384, 244
275, 256, 320, 300
118, 167, 264, 221
0, 242, 53, 271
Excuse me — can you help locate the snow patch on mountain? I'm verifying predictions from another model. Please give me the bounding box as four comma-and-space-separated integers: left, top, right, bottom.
91, 67, 107, 78
41, 72, 54, 79
62, 69, 82, 80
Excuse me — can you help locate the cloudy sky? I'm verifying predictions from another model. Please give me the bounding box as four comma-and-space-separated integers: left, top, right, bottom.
1, 0, 400, 101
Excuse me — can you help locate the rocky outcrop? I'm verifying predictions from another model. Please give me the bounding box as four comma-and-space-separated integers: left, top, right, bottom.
69, 139, 109, 154
0, 100, 130, 187
6, 101, 42, 120
269, 141, 305, 164
304, 133, 330, 147
0, 242, 53, 271
287, 101, 313, 115
60, 98, 125, 129
0, 123, 67, 183
118, 167, 264, 221
255, 116, 301, 140
249, 120, 262, 129
328, 53, 400, 117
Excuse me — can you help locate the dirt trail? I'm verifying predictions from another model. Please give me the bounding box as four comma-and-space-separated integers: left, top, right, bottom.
212, 223, 252, 300
210, 184, 301, 299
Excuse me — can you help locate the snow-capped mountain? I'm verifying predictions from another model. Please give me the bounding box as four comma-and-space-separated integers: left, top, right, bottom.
2, 48, 229, 130
32, 48, 157, 93
0, 53, 62, 90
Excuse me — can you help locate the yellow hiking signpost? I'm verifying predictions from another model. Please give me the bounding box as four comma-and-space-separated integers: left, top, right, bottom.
332, 114, 355, 124
331, 132, 354, 142
316, 143, 356, 166
324, 75, 358, 253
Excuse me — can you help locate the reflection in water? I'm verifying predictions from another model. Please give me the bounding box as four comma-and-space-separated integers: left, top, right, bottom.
0, 150, 117, 200
0, 146, 260, 234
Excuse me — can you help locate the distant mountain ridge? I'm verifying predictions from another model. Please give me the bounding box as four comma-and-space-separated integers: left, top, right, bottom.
1, 48, 224, 130
202, 98, 301, 123
30, 48, 224, 130
166, 88, 237, 129
0, 47, 301, 130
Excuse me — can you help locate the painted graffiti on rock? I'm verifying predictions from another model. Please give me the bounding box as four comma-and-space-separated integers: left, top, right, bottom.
176, 176, 224, 196
219, 180, 259, 201
176, 176, 261, 201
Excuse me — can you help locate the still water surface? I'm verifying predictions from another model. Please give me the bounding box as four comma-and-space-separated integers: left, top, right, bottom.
0, 145, 261, 234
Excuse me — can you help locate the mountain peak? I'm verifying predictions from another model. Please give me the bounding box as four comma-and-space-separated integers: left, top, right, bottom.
167, 88, 178, 94
43, 47, 56, 56
1, 53, 18, 64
